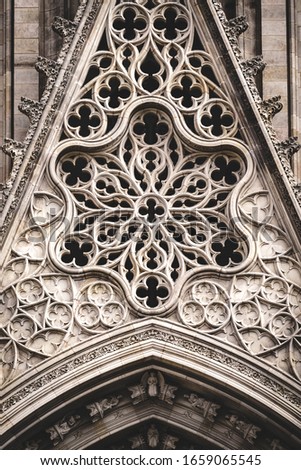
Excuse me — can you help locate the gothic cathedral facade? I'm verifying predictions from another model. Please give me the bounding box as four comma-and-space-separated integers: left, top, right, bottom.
1, 0, 301, 450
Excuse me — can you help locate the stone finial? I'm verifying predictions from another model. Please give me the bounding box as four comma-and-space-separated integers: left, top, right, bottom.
18, 97, 44, 125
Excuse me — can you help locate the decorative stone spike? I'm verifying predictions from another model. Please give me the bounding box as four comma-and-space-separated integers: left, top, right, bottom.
18, 97, 44, 125
240, 56, 266, 78
52, 16, 77, 38
35, 56, 60, 78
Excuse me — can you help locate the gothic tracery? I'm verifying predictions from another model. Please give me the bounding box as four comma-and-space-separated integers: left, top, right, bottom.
1, 0, 301, 404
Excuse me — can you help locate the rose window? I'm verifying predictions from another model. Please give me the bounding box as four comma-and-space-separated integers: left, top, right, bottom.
54, 108, 249, 314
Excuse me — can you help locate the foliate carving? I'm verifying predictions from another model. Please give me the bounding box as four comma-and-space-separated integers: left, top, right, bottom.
2, 138, 25, 161
35, 56, 60, 78
260, 96, 283, 122
18, 97, 44, 125
275, 137, 301, 162
128, 371, 177, 405
266, 438, 285, 450
86, 395, 122, 422
2, 326, 301, 414
240, 56, 266, 78
23, 440, 41, 450
1, 0, 103, 227
214, 1, 301, 200
225, 414, 261, 444
223, 16, 248, 60
184, 392, 220, 422
162, 434, 179, 450
129, 434, 145, 449
52, 16, 77, 39
227, 16, 248, 37
46, 414, 81, 446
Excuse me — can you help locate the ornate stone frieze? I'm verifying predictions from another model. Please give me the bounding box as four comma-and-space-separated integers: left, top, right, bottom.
128, 424, 179, 450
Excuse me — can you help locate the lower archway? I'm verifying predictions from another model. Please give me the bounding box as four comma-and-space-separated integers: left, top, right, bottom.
3, 319, 301, 450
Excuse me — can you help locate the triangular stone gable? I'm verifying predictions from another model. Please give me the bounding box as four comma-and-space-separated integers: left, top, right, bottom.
1, 0, 301, 396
